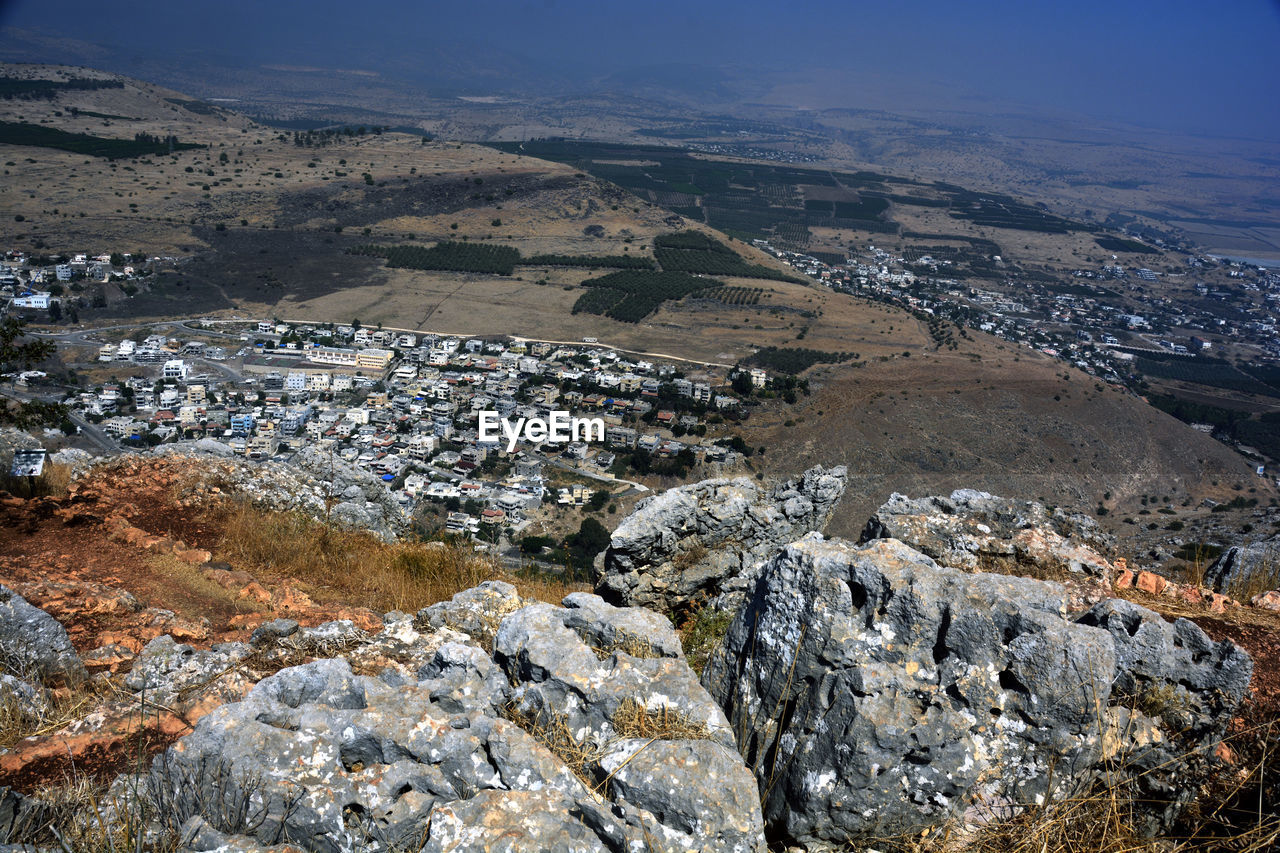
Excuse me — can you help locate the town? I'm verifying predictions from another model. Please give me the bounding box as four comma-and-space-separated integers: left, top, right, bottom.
1, 254, 782, 558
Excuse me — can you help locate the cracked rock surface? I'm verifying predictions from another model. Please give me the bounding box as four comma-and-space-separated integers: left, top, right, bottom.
703, 534, 1252, 847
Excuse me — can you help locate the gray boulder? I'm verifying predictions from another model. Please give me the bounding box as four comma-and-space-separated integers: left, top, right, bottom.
287, 444, 409, 540
594, 465, 846, 614
415, 579, 525, 649
126, 635, 254, 707
1203, 537, 1280, 595
0, 585, 86, 686
703, 535, 1252, 847
152, 589, 765, 852
0, 673, 49, 725
49, 447, 95, 476
860, 489, 1116, 581
140, 444, 410, 541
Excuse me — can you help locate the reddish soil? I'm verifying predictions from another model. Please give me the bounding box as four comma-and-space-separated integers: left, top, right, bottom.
0, 456, 381, 790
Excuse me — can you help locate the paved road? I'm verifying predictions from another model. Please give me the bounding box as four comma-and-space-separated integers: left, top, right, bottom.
0, 386, 121, 455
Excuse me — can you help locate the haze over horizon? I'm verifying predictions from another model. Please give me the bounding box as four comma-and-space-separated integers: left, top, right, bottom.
1, 0, 1278, 140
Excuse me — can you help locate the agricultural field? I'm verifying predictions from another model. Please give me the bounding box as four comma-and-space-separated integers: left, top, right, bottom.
0, 75, 124, 99
1135, 354, 1280, 399
489, 139, 1107, 263
702, 286, 767, 305
490, 140, 912, 250
573, 270, 717, 322
653, 231, 800, 281
351, 242, 522, 276
747, 346, 855, 374
524, 253, 655, 269
0, 121, 201, 159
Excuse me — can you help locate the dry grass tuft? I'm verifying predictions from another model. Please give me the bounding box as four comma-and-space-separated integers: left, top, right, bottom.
612, 698, 710, 741
500, 701, 603, 791
0, 675, 116, 751
1226, 556, 1280, 603
580, 628, 659, 661
500, 697, 710, 801
2, 771, 160, 851
679, 604, 734, 677
213, 499, 584, 612
962, 790, 1168, 853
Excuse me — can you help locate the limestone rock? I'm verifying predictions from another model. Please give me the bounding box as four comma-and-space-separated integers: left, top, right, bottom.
0, 584, 87, 686
594, 465, 847, 614
125, 635, 254, 707
152, 589, 765, 852
0, 673, 48, 726
703, 535, 1252, 847
415, 579, 525, 648
1204, 537, 1280, 595
860, 489, 1116, 582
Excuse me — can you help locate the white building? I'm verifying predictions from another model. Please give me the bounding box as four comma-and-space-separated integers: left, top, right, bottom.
10, 290, 50, 309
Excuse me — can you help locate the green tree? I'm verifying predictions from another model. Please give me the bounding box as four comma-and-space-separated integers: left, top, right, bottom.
0, 316, 65, 426
565, 517, 610, 565
0, 316, 53, 373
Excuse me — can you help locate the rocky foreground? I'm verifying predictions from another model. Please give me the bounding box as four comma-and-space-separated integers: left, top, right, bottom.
0, 460, 1274, 851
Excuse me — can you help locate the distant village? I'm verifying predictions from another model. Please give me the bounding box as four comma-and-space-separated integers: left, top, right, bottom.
753, 238, 1280, 387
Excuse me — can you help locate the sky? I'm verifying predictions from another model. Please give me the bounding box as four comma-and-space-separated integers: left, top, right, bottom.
2, 0, 1278, 138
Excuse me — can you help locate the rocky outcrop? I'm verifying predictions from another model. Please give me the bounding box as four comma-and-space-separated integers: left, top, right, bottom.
150, 585, 765, 852
1204, 537, 1280, 595
109, 446, 411, 540
0, 584, 86, 686
703, 535, 1252, 847
860, 489, 1116, 583
49, 447, 95, 477
286, 444, 409, 541
594, 465, 846, 614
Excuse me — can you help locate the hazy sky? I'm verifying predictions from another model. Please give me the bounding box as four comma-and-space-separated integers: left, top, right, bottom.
3, 0, 1278, 138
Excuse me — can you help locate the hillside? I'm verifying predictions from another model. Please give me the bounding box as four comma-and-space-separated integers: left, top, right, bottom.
739, 339, 1264, 537
0, 450, 1275, 850
1, 63, 1267, 530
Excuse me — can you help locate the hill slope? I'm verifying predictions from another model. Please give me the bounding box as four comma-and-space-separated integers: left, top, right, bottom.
1, 64, 1265, 527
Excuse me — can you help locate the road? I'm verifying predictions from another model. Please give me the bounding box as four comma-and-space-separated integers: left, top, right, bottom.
0, 386, 121, 455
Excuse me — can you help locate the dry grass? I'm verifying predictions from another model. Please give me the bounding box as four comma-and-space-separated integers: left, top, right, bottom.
679, 604, 734, 677
501, 701, 604, 791
581, 629, 659, 661
612, 698, 711, 741
501, 697, 710, 803
1226, 556, 1280, 604
213, 500, 583, 613
1115, 586, 1280, 633
0, 460, 74, 499
961, 791, 1175, 853
1, 771, 159, 852
0, 675, 116, 751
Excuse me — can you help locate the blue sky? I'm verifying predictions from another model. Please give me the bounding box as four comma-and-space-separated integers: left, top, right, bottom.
2, 0, 1278, 138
